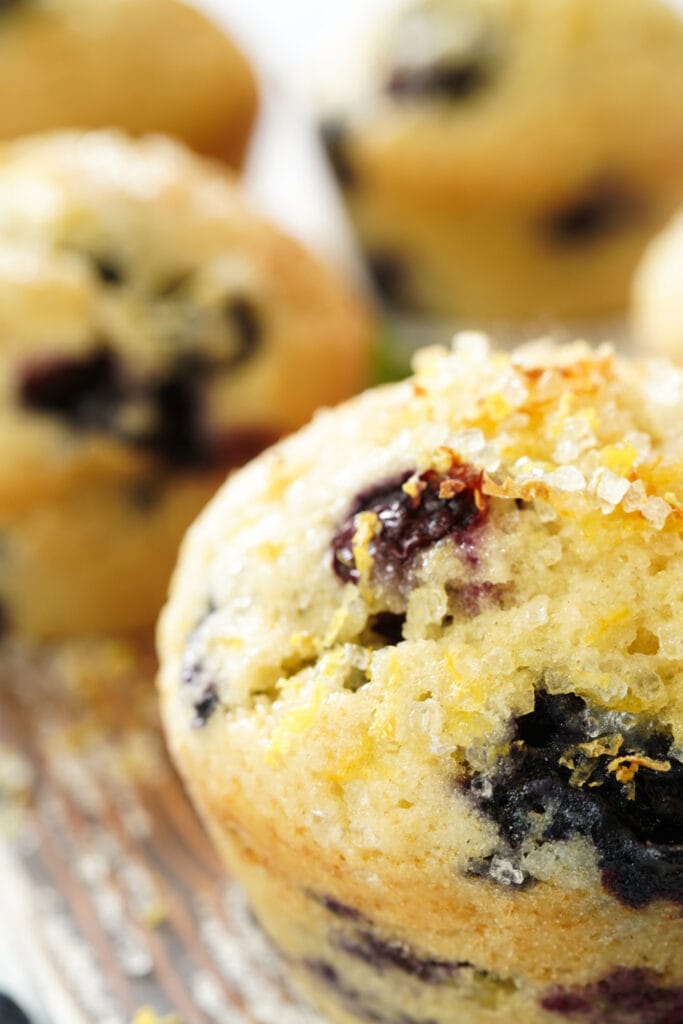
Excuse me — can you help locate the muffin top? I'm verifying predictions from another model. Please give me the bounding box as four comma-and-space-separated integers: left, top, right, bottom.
160, 336, 683, 906
0, 131, 370, 504
0, 0, 258, 164
322, 0, 683, 201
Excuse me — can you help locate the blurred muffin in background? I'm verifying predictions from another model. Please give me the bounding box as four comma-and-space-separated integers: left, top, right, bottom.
0, 130, 372, 640
0, 0, 258, 166
632, 210, 683, 363
320, 0, 683, 325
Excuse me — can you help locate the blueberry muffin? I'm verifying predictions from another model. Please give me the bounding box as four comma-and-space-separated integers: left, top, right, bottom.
0, 131, 371, 639
632, 211, 683, 365
159, 334, 683, 1024
0, 0, 257, 166
321, 0, 683, 323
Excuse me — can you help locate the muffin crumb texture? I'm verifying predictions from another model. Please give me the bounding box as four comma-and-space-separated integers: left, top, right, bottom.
160, 335, 683, 1024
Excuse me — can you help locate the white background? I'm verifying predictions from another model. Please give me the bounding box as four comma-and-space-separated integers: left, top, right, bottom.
195, 0, 404, 278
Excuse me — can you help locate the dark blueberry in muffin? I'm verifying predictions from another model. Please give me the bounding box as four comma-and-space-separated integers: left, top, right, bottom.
0, 993, 32, 1024
181, 651, 219, 727
224, 296, 262, 367
138, 361, 207, 468
335, 929, 470, 984
303, 961, 388, 1024
332, 463, 487, 586
306, 959, 346, 991
366, 252, 410, 309
466, 691, 683, 907
304, 959, 443, 1024
18, 348, 221, 467
191, 682, 219, 728
162, 291, 262, 372
540, 182, 642, 246
541, 967, 683, 1024
386, 60, 489, 101
19, 349, 121, 429
514, 690, 588, 750
318, 895, 368, 922
320, 119, 357, 189
91, 256, 126, 286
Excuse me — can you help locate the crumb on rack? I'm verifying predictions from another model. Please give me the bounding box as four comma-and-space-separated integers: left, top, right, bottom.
139, 901, 169, 929
130, 1007, 180, 1024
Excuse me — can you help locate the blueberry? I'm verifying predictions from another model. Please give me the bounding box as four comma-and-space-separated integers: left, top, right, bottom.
386, 60, 488, 101
306, 959, 344, 990
91, 256, 125, 286
19, 349, 213, 467
0, 994, 32, 1024
157, 283, 262, 370
160, 285, 262, 372
139, 360, 207, 467
20, 349, 120, 427
191, 682, 219, 728
515, 691, 588, 749
541, 967, 683, 1024
540, 182, 642, 246
336, 929, 470, 984
465, 691, 683, 907
331, 464, 487, 587
315, 894, 497, 993
18, 309, 268, 468
302, 961, 441, 1024
366, 253, 410, 309
181, 644, 220, 728
303, 961, 388, 1023
224, 296, 262, 368
318, 895, 367, 922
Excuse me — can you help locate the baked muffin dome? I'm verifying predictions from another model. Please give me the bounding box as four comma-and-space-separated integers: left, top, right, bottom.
160, 335, 683, 1024
632, 210, 683, 364
0, 130, 371, 638
0, 0, 258, 166
321, 0, 683, 322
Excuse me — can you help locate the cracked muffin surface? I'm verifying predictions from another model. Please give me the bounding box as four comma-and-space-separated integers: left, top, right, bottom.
320, 0, 683, 322
159, 334, 683, 1024
0, 130, 370, 638
0, 0, 258, 166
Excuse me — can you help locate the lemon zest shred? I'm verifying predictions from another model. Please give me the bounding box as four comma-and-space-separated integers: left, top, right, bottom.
584, 605, 632, 645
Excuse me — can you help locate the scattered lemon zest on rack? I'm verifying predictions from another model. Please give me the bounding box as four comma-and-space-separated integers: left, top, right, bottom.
131, 1007, 180, 1024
